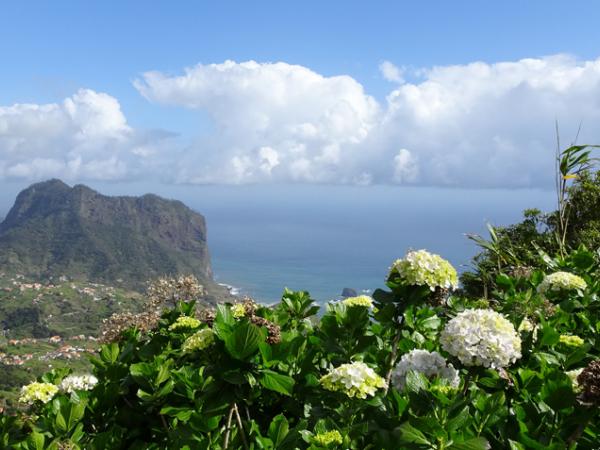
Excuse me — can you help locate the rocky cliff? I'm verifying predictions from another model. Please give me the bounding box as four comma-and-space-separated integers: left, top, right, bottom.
0, 180, 220, 295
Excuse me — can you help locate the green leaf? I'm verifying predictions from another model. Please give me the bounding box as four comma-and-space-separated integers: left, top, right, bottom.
447, 406, 470, 432
224, 322, 263, 360
55, 410, 68, 434
268, 414, 290, 447
27, 432, 45, 450
539, 326, 560, 347
448, 437, 491, 450
160, 406, 194, 422
508, 440, 526, 450
260, 370, 295, 396
100, 343, 120, 364
405, 370, 428, 393
398, 422, 431, 445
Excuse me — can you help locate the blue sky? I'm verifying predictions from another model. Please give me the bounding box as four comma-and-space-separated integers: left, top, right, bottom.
1, 1, 600, 188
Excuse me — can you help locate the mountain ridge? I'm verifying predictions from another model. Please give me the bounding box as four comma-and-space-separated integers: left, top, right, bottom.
0, 180, 227, 301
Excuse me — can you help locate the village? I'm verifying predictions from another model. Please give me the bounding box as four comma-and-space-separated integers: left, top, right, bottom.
0, 334, 98, 366
0, 272, 143, 392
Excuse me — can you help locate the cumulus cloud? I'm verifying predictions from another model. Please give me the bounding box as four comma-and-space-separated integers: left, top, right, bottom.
0, 89, 170, 181
135, 60, 380, 183
4, 56, 600, 187
393, 149, 419, 182
379, 61, 404, 83
378, 54, 600, 187
132, 56, 600, 187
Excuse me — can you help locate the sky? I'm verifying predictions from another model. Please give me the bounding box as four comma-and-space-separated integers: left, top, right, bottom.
1, 1, 600, 190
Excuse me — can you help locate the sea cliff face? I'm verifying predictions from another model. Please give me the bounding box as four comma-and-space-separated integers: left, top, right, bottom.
0, 179, 214, 291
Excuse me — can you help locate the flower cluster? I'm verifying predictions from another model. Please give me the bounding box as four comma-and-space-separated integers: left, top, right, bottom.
313, 430, 343, 447
147, 275, 204, 308
320, 362, 387, 399
537, 271, 587, 295
100, 310, 160, 343
389, 250, 458, 291
342, 295, 373, 308
59, 374, 98, 393
19, 382, 59, 405
391, 349, 460, 390
567, 368, 584, 392
578, 360, 600, 404
182, 328, 214, 353
429, 384, 457, 395
559, 334, 585, 347
228, 299, 281, 344
168, 316, 201, 331
518, 318, 534, 333
231, 303, 247, 319
440, 309, 522, 368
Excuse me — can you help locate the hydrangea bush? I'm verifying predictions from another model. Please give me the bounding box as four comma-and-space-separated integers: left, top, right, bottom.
2, 247, 600, 449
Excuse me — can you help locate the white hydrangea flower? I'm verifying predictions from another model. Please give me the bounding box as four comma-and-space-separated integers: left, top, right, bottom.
59, 374, 98, 393
320, 362, 387, 399
389, 250, 458, 291
231, 303, 246, 319
537, 272, 587, 295
342, 295, 373, 308
168, 316, 201, 331
566, 368, 584, 392
391, 349, 460, 390
440, 309, 521, 368
559, 334, 585, 347
19, 382, 59, 405
518, 318, 534, 332
182, 328, 214, 353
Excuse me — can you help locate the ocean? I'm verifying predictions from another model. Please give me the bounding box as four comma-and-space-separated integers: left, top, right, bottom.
189, 185, 556, 304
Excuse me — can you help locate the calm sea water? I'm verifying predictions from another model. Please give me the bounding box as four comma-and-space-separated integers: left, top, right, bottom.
0, 182, 556, 304
189, 185, 555, 303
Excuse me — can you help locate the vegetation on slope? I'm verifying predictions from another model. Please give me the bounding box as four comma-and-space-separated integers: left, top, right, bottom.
0, 179, 229, 302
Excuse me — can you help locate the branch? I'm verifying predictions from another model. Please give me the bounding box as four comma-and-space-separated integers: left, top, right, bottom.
234, 403, 250, 450
223, 403, 235, 449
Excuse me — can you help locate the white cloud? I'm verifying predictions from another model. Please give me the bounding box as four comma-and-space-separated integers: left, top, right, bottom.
134, 56, 600, 187
0, 89, 170, 182
379, 61, 404, 83
134, 60, 380, 184
4, 56, 600, 187
378, 54, 600, 187
393, 148, 419, 183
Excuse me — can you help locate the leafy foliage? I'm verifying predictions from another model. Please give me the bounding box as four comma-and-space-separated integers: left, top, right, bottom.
1, 250, 599, 449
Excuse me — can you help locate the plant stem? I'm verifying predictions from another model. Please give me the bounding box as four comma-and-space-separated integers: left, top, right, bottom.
159, 414, 169, 434
223, 403, 235, 449
566, 420, 588, 448
233, 403, 249, 450
385, 332, 401, 391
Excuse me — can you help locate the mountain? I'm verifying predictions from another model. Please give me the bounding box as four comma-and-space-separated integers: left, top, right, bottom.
0, 180, 227, 299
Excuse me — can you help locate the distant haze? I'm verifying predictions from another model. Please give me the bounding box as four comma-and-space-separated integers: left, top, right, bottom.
0, 182, 555, 303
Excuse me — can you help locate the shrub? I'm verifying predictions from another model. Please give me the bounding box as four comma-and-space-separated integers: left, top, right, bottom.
2, 250, 600, 449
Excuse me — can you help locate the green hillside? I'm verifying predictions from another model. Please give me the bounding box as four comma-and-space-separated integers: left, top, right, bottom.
0, 180, 229, 302
0, 273, 146, 407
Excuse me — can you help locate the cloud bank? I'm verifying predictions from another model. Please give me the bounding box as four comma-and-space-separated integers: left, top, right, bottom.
3, 55, 600, 187
0, 89, 173, 181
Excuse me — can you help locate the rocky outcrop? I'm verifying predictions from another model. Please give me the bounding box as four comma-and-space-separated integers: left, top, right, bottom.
0, 180, 216, 293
